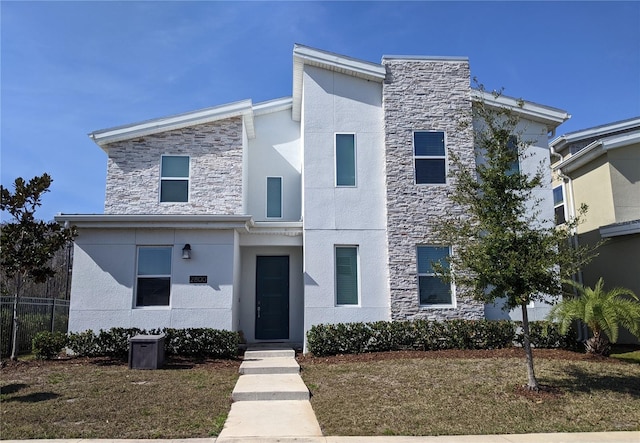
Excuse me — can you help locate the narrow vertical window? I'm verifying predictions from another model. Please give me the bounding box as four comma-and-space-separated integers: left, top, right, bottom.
160, 155, 189, 202
136, 246, 172, 307
336, 133, 356, 187
266, 177, 283, 218
335, 246, 358, 305
553, 185, 566, 225
414, 131, 446, 184
506, 135, 520, 175
417, 246, 452, 305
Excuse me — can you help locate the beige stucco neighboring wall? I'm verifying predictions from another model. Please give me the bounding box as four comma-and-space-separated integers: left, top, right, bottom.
570, 155, 615, 233
608, 143, 640, 223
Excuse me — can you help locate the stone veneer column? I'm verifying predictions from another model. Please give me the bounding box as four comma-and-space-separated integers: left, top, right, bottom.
382, 57, 484, 321
104, 117, 244, 214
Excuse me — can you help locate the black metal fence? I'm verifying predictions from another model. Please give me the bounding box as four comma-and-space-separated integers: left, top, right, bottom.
1, 296, 70, 357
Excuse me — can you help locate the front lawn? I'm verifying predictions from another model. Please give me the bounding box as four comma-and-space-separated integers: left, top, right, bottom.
299, 348, 640, 436
1, 356, 240, 439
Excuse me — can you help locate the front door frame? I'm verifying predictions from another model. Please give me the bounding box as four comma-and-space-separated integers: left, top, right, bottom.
255, 255, 290, 340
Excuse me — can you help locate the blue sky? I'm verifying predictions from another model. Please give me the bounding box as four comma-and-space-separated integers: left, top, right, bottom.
2, 1, 639, 221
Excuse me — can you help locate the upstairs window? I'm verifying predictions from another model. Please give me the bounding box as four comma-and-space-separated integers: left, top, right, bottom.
160, 155, 189, 202
417, 246, 453, 306
136, 246, 172, 307
553, 185, 566, 225
506, 135, 520, 175
336, 133, 356, 187
414, 131, 446, 184
335, 246, 359, 305
266, 176, 283, 218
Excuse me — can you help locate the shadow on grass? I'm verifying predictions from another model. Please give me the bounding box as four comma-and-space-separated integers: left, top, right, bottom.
556, 365, 640, 398
4, 392, 61, 402
1, 383, 29, 395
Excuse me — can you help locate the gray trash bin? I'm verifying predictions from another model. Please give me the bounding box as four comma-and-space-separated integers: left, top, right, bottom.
129, 334, 165, 369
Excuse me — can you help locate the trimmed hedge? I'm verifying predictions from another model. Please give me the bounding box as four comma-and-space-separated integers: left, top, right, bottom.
306, 319, 580, 356
32, 331, 67, 359
66, 327, 239, 359
307, 319, 516, 356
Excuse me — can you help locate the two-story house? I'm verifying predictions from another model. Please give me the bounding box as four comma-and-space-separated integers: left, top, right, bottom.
550, 117, 640, 342
56, 45, 569, 349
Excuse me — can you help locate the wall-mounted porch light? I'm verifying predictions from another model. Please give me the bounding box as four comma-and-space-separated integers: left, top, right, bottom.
181, 244, 192, 259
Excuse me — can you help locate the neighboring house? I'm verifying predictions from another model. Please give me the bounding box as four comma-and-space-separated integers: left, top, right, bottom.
550, 117, 640, 343
56, 45, 569, 349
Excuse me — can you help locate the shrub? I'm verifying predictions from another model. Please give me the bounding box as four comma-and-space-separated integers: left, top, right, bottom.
515, 320, 580, 350
307, 319, 516, 356
32, 331, 67, 359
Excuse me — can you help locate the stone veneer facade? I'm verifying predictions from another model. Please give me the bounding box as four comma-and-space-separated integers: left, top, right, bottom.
104, 117, 244, 214
382, 58, 484, 321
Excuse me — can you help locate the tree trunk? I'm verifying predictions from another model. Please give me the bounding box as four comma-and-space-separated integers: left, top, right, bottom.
10, 275, 23, 361
585, 330, 611, 356
520, 303, 539, 390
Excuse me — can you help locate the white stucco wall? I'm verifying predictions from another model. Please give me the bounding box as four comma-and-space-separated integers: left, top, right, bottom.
246, 109, 301, 222
68, 228, 236, 332
301, 65, 390, 344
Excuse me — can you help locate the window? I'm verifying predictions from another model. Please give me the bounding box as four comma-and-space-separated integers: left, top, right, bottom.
553, 185, 566, 225
336, 133, 356, 186
414, 131, 446, 184
160, 155, 189, 202
417, 246, 452, 305
335, 246, 359, 305
266, 177, 282, 218
506, 135, 520, 175
136, 246, 172, 307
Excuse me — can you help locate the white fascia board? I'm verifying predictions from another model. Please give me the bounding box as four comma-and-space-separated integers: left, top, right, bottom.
54, 214, 254, 231
292, 44, 386, 121
550, 116, 640, 151
253, 97, 293, 117
90, 99, 255, 148
600, 219, 640, 238
472, 90, 570, 130
555, 130, 640, 174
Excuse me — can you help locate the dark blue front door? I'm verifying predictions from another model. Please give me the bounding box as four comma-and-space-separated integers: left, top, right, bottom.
255, 256, 289, 340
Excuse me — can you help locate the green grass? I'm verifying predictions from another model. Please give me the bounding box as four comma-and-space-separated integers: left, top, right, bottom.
300, 350, 640, 436
611, 350, 640, 364
1, 357, 240, 439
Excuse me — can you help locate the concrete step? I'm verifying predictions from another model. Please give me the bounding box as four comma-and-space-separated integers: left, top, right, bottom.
239, 356, 300, 375
217, 400, 322, 440
244, 348, 295, 359
232, 374, 310, 401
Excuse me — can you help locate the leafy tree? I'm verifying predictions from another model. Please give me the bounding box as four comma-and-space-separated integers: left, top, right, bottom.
434, 87, 597, 390
549, 278, 640, 355
1, 174, 77, 360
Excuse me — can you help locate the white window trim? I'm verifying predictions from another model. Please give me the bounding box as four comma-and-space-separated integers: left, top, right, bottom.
417, 245, 456, 308
334, 245, 360, 307
159, 154, 190, 203
265, 176, 283, 219
335, 132, 357, 188
134, 245, 173, 309
553, 185, 566, 225
413, 130, 448, 185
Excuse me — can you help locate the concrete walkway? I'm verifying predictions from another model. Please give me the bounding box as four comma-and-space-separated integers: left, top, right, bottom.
216, 346, 323, 442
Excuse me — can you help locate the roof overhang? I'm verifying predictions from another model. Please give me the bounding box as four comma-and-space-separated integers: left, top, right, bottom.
554, 130, 640, 174
292, 44, 386, 121
600, 219, 640, 238
54, 214, 303, 236
550, 116, 640, 152
89, 100, 256, 149
471, 90, 570, 132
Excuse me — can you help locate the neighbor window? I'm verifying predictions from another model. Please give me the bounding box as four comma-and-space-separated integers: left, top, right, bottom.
506, 135, 520, 175
553, 185, 566, 225
417, 246, 452, 305
160, 155, 189, 202
336, 133, 356, 187
136, 246, 172, 307
335, 246, 359, 305
414, 131, 446, 184
266, 176, 283, 218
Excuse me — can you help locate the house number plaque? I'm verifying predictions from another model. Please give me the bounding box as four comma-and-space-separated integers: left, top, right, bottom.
189, 275, 208, 284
